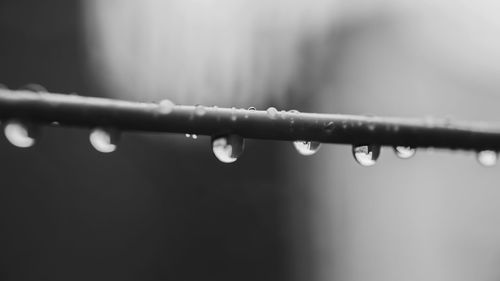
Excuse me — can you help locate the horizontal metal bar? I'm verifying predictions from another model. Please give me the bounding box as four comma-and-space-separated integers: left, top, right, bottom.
0, 88, 499, 150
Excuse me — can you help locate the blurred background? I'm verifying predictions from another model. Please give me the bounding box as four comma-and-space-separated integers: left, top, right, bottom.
1, 0, 500, 280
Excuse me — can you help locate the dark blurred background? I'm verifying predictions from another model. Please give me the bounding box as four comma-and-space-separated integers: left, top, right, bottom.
0, 1, 299, 280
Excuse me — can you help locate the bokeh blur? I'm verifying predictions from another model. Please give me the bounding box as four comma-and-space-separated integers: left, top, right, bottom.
2, 1, 500, 281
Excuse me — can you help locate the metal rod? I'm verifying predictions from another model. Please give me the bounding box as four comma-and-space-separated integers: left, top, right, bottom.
1, 88, 499, 150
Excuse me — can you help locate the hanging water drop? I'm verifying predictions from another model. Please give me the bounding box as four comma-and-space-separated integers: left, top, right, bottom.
158, 99, 175, 114
477, 150, 497, 167
266, 107, 278, 119
89, 127, 119, 153
191, 134, 198, 139
248, 107, 256, 111
352, 144, 381, 166
211, 135, 245, 163
293, 141, 321, 156
185, 133, 191, 138
194, 105, 206, 116
393, 146, 416, 159
3, 120, 38, 148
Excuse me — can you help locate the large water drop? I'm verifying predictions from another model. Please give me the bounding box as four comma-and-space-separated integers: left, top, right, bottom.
4, 120, 37, 148
477, 150, 497, 167
293, 141, 321, 156
211, 135, 244, 163
89, 128, 119, 153
352, 144, 381, 166
393, 146, 416, 159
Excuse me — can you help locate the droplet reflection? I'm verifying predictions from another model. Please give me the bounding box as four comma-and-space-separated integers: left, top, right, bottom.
352, 144, 381, 166
393, 146, 416, 159
293, 141, 321, 156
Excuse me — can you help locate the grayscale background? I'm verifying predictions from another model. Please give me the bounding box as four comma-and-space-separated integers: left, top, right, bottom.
1, 1, 500, 280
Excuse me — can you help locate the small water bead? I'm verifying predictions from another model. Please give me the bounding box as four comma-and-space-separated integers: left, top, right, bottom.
185, 133, 191, 138
191, 134, 198, 139
229, 107, 238, 121
211, 134, 245, 163
477, 150, 497, 167
393, 146, 416, 159
352, 144, 381, 167
4, 120, 38, 148
324, 121, 334, 134
244, 107, 255, 118
20, 83, 47, 93
194, 105, 206, 116
89, 127, 119, 153
158, 99, 175, 114
266, 107, 278, 119
293, 141, 321, 156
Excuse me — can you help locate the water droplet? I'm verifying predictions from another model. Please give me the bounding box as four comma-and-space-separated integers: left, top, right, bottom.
158, 99, 175, 114
324, 121, 334, 134
20, 83, 47, 93
266, 107, 278, 119
3, 120, 38, 148
393, 146, 416, 159
194, 105, 206, 116
352, 144, 381, 166
293, 141, 321, 156
89, 128, 119, 153
185, 133, 191, 138
229, 107, 237, 121
477, 150, 497, 167
248, 107, 256, 111
191, 134, 198, 139
211, 135, 244, 163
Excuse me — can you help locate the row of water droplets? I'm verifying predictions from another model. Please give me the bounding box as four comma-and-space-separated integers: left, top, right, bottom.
1, 84, 498, 167
154, 102, 500, 166
1, 84, 119, 153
